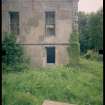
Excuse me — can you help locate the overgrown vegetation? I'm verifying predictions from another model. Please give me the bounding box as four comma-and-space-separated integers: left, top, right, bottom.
83, 50, 103, 62
2, 32, 29, 72
2, 59, 103, 105
78, 8, 103, 54
68, 32, 80, 64
2, 7, 103, 105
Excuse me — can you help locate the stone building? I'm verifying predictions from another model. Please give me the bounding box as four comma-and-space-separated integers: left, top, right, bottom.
2, 0, 79, 67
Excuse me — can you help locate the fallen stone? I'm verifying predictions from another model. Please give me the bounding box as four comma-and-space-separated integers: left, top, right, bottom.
42, 100, 75, 105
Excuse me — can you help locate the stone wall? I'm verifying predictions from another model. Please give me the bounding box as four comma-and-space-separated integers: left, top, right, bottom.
2, 0, 79, 67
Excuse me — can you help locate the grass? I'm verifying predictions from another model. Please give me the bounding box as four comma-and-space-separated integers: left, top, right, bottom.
2, 58, 103, 105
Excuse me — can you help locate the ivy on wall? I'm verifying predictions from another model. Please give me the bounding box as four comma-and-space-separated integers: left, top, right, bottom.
68, 32, 80, 65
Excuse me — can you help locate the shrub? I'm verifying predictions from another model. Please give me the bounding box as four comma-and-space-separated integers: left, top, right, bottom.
68, 32, 80, 65
2, 32, 30, 71
84, 50, 92, 59
98, 55, 103, 61
84, 50, 103, 61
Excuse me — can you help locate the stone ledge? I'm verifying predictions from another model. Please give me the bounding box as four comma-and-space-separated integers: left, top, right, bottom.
42, 100, 75, 105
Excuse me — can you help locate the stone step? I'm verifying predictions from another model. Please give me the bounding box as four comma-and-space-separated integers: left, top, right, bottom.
42, 100, 75, 105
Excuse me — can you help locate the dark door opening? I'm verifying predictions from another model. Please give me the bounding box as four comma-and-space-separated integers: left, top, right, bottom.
46, 47, 55, 63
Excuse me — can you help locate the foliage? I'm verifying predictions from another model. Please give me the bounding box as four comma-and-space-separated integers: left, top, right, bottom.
68, 32, 80, 64
84, 50, 103, 61
14, 92, 39, 105
2, 59, 103, 105
78, 12, 89, 53
2, 32, 30, 71
78, 8, 103, 54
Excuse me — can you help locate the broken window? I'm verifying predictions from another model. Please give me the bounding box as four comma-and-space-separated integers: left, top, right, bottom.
9, 12, 19, 35
45, 11, 55, 36
46, 47, 55, 63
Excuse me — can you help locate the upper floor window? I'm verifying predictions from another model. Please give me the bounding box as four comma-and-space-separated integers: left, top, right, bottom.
9, 12, 19, 35
45, 11, 55, 36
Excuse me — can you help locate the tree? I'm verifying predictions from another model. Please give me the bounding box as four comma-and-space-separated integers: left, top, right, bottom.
78, 8, 103, 54
2, 32, 29, 71
78, 12, 89, 53
88, 8, 103, 51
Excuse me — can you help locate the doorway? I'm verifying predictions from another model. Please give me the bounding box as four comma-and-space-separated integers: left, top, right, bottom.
46, 47, 55, 64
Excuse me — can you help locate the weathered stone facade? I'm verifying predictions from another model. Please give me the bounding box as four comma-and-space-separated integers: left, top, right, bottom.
2, 0, 79, 67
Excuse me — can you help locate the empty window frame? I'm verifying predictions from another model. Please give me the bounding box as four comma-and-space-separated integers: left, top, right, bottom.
45, 11, 55, 36
9, 12, 19, 35
46, 47, 55, 63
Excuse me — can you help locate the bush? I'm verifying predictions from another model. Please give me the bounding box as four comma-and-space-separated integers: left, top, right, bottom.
68, 32, 80, 65
98, 55, 103, 61
84, 50, 93, 59
84, 50, 103, 61
2, 32, 30, 71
